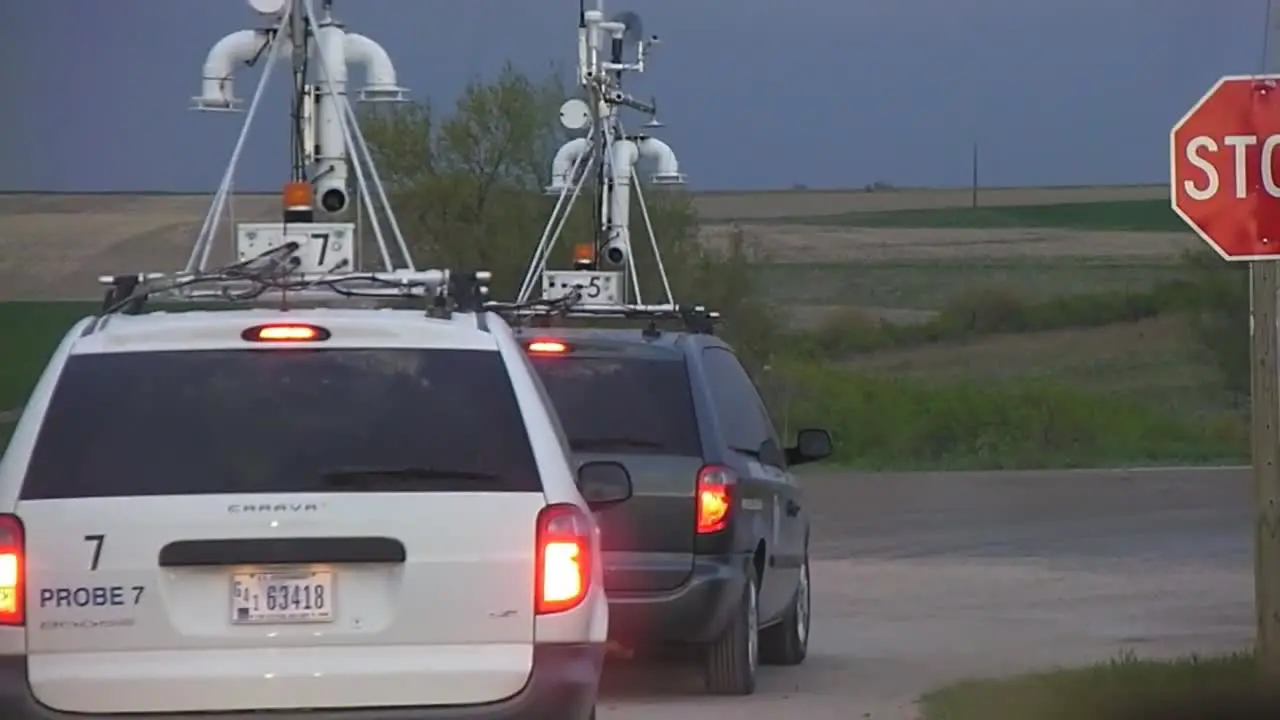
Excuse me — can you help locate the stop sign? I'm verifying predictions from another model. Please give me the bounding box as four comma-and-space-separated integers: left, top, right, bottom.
1171, 74, 1280, 260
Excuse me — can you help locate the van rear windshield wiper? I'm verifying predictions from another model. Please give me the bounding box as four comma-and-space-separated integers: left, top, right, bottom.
570, 437, 665, 451
321, 467, 503, 488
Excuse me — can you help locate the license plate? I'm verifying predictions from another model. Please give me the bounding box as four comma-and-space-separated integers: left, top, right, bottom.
230, 570, 334, 624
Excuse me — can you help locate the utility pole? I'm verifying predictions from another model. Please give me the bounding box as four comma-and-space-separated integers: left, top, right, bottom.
1254, 0, 1280, 678
970, 141, 979, 208
1253, 261, 1280, 676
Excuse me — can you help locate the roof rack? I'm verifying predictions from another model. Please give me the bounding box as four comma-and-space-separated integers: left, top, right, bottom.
487, 299, 720, 335
98, 241, 493, 318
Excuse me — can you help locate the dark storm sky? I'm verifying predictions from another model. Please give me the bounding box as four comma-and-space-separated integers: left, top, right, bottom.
0, 0, 1269, 191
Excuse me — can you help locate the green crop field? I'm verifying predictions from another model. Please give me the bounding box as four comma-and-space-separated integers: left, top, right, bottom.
760, 258, 1185, 309
770, 198, 1182, 231
0, 302, 96, 412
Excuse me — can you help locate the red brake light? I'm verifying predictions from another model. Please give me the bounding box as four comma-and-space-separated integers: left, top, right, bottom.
242, 324, 330, 342
527, 339, 568, 354
696, 466, 734, 534
0, 515, 25, 626
535, 504, 593, 614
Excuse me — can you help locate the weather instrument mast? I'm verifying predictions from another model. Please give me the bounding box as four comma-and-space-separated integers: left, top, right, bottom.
96, 0, 491, 316
511, 0, 715, 329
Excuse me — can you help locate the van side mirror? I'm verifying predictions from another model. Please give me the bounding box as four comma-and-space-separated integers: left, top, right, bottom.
786, 428, 832, 466
576, 461, 633, 509
758, 438, 786, 468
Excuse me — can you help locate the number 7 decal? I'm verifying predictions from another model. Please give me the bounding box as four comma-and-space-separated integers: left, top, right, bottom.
311, 232, 331, 265
84, 534, 104, 571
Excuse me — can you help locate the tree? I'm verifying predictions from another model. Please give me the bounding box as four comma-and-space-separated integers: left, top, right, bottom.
358, 62, 780, 366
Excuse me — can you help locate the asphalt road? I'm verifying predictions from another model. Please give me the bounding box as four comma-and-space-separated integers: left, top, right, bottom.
598, 466, 1257, 720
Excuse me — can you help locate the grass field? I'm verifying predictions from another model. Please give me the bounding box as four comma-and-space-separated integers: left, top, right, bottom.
761, 258, 1185, 309
778, 198, 1183, 232
691, 183, 1167, 219
919, 653, 1263, 720
0, 302, 95, 411
842, 317, 1229, 422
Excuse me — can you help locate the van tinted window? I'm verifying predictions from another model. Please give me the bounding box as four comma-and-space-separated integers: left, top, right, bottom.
528, 356, 701, 457
21, 349, 541, 499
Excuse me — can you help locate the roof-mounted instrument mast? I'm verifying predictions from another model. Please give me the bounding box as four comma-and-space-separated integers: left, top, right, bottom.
188, 0, 411, 278
512, 0, 699, 322
97, 0, 495, 315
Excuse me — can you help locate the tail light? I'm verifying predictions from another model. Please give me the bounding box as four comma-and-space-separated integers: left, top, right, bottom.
0, 515, 25, 626
535, 504, 593, 614
241, 323, 330, 342
526, 339, 569, 354
696, 465, 735, 534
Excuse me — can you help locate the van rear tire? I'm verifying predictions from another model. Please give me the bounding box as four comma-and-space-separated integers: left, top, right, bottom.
703, 566, 759, 695
760, 554, 810, 665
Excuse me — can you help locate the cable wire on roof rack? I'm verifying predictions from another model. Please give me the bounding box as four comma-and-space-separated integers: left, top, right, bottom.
99, 242, 494, 318
487, 297, 720, 335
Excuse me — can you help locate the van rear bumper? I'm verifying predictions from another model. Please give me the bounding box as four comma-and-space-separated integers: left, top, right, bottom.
0, 643, 603, 720
606, 552, 749, 646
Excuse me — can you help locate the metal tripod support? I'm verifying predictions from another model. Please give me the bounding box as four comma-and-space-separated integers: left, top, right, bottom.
513, 1, 687, 314
97, 0, 496, 313
185, 0, 413, 277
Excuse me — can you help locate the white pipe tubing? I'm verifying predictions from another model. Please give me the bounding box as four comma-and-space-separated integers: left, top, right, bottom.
304, 3, 392, 269
584, 10, 604, 71
608, 139, 638, 243
313, 19, 349, 213
343, 32, 402, 95
196, 30, 280, 109
548, 138, 590, 191
188, 16, 288, 272
636, 137, 682, 181
519, 132, 592, 301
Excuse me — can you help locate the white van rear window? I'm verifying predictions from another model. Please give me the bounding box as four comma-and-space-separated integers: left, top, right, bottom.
20, 348, 542, 498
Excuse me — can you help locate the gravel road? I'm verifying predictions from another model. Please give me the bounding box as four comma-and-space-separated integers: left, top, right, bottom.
598, 466, 1256, 719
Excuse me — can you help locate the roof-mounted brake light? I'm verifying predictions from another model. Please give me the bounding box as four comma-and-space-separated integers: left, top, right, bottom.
527, 339, 569, 354
242, 324, 331, 342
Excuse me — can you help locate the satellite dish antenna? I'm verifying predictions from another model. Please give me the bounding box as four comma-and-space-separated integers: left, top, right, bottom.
612, 11, 645, 45
248, 0, 287, 15
559, 98, 592, 131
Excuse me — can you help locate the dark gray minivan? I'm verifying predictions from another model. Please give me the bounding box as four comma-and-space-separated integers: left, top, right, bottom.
517, 327, 832, 696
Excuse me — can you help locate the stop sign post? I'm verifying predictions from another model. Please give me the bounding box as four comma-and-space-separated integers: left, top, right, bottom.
1174, 74, 1280, 676
1171, 74, 1280, 260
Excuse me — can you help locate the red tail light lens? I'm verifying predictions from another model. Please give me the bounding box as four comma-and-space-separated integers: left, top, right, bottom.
535, 504, 593, 614
0, 515, 25, 626
696, 465, 735, 534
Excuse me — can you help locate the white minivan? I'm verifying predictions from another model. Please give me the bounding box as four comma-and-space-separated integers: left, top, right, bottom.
0, 306, 630, 719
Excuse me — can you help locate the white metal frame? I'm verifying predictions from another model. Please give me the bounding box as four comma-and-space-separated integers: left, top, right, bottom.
101, 0, 478, 312
513, 0, 689, 317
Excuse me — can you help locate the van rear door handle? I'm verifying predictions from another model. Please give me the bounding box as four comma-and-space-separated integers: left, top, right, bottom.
785, 500, 801, 517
